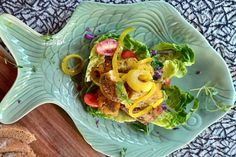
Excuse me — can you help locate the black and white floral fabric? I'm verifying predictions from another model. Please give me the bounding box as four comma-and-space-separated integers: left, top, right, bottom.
0, 0, 235, 156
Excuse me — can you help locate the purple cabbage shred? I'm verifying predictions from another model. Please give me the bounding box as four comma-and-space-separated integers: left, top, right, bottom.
153, 68, 162, 80
150, 50, 157, 56
85, 27, 91, 32
84, 33, 95, 40
161, 104, 167, 111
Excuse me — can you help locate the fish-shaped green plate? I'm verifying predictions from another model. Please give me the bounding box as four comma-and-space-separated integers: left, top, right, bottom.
0, 1, 235, 157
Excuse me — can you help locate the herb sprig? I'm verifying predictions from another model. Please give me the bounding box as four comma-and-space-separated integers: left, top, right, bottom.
120, 147, 127, 157
190, 82, 231, 112
129, 122, 154, 135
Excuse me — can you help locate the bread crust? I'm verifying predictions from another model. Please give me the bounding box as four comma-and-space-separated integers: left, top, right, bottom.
0, 125, 36, 144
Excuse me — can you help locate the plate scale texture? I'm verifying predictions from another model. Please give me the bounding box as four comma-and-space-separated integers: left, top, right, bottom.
0, 1, 235, 157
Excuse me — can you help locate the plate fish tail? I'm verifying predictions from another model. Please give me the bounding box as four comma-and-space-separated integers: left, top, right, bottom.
0, 14, 54, 124
0, 14, 47, 66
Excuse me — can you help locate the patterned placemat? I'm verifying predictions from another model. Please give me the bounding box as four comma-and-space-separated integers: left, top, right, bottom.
0, 0, 235, 156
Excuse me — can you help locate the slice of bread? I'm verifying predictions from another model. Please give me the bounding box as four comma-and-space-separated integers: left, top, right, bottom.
0, 125, 36, 144
1, 150, 36, 157
0, 138, 32, 153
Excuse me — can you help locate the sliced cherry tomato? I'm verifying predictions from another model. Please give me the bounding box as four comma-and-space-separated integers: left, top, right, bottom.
95, 39, 118, 56
83, 93, 99, 108
163, 79, 171, 86
121, 50, 136, 59
155, 105, 163, 115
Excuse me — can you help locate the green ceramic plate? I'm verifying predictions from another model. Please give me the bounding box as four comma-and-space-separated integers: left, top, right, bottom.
0, 1, 235, 157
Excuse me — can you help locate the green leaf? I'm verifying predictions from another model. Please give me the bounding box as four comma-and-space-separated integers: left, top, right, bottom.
94, 33, 119, 44
115, 81, 132, 105
154, 42, 195, 66
162, 59, 187, 79
86, 106, 109, 118
85, 47, 104, 82
164, 86, 195, 111
109, 111, 135, 123
120, 148, 127, 157
152, 111, 190, 129
16, 65, 23, 68
86, 106, 135, 123
31, 65, 36, 72
123, 35, 150, 60
151, 55, 163, 70
42, 34, 53, 41
190, 82, 231, 112
129, 122, 154, 135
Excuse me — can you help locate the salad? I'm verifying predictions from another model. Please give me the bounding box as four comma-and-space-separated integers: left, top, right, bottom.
62, 27, 199, 130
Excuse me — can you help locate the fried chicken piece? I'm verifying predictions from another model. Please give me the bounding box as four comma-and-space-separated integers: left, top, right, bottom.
90, 56, 113, 84
99, 71, 120, 102
97, 91, 120, 117
137, 106, 162, 124
117, 58, 138, 73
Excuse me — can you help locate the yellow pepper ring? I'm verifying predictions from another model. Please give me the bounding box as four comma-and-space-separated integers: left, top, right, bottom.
130, 96, 163, 118
133, 83, 157, 103
126, 69, 153, 92
150, 85, 164, 108
129, 106, 153, 118
128, 83, 157, 118
151, 97, 164, 108
61, 54, 84, 76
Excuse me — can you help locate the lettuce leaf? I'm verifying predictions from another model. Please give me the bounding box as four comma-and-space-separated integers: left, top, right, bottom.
151, 55, 163, 70
85, 49, 106, 82
153, 42, 195, 79
94, 33, 119, 44
152, 86, 199, 129
86, 105, 108, 118
111, 111, 135, 123
164, 86, 197, 112
116, 81, 132, 105
86, 106, 135, 123
129, 122, 154, 135
162, 59, 187, 79
154, 42, 195, 66
123, 35, 150, 60
152, 111, 176, 129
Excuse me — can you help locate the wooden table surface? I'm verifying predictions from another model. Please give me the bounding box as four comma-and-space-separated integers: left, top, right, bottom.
0, 49, 104, 157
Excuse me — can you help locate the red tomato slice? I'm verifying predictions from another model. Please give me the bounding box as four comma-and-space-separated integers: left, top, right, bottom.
83, 93, 99, 108
95, 39, 118, 56
163, 79, 171, 86
156, 105, 163, 115
121, 50, 136, 59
